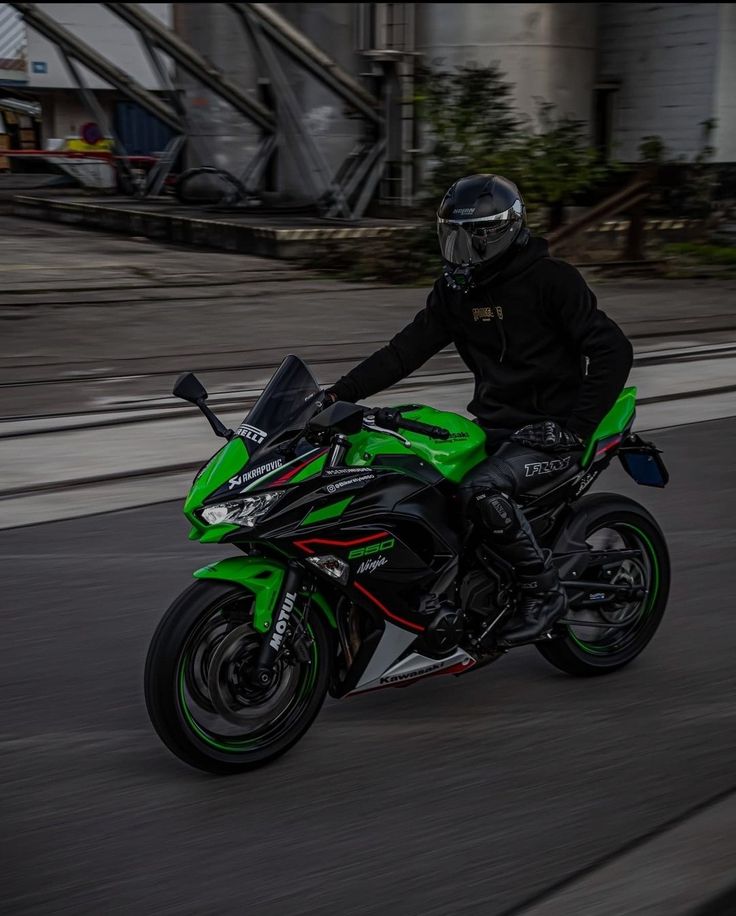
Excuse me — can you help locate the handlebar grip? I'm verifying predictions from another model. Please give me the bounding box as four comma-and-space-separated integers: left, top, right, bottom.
371, 409, 450, 440
398, 417, 450, 440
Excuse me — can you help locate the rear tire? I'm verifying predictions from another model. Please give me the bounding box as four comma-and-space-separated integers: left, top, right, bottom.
537, 495, 670, 676
145, 580, 331, 773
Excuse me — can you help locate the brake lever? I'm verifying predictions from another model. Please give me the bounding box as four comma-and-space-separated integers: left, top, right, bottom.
362, 414, 411, 448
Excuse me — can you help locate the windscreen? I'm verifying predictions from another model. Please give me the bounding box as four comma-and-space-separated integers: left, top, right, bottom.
237, 355, 321, 453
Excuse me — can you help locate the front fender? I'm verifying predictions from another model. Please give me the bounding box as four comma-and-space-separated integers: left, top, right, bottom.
193, 556, 337, 633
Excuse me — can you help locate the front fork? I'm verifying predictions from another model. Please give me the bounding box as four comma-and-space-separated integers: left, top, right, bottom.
253, 561, 305, 687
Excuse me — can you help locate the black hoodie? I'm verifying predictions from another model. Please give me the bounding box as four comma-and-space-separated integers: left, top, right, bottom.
330, 237, 634, 439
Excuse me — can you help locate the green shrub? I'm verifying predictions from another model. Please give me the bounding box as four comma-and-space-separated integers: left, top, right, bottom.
663, 242, 736, 265
305, 63, 614, 284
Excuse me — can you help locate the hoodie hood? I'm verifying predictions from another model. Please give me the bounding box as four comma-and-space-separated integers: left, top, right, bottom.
474, 234, 549, 287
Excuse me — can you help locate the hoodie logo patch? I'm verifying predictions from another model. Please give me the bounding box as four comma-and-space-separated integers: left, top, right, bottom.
472, 306, 504, 322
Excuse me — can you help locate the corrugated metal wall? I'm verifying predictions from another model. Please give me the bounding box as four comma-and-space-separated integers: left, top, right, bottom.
113, 100, 174, 156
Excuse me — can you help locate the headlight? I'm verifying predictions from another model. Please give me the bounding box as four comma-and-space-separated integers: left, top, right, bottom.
200, 490, 286, 528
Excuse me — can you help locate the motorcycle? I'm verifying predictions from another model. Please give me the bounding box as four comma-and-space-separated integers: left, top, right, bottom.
145, 355, 670, 773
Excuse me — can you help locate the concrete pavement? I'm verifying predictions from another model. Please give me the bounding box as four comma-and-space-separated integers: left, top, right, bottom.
2, 417, 735, 915
3, 212, 736, 526
3, 213, 736, 913
3, 338, 736, 527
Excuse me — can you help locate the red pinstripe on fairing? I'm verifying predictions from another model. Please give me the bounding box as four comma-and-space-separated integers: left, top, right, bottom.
292, 530, 389, 556
293, 531, 426, 633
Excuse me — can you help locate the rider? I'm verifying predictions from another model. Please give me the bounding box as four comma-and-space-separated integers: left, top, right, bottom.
326, 174, 633, 645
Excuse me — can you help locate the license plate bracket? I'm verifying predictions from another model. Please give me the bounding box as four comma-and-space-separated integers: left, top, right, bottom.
618, 435, 669, 488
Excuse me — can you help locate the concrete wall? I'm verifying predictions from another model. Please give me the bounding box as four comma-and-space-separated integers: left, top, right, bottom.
415, 3, 599, 129
713, 3, 736, 162
34, 89, 114, 141
597, 2, 721, 161
24, 3, 171, 91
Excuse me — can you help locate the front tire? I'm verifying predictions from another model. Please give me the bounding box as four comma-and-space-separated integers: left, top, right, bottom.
537, 494, 670, 676
145, 580, 331, 773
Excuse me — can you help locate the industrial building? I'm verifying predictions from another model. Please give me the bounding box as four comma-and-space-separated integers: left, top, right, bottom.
1, 3, 734, 208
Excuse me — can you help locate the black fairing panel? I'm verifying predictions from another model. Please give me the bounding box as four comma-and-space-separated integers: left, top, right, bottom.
258, 468, 461, 629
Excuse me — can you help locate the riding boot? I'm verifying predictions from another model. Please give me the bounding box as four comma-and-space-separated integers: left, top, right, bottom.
497, 558, 566, 646
475, 493, 567, 645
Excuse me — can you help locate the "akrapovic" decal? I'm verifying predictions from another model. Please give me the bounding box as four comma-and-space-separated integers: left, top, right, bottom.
228, 458, 284, 490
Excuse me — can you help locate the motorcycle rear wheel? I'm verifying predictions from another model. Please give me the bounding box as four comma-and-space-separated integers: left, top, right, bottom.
537, 495, 670, 676
145, 580, 331, 773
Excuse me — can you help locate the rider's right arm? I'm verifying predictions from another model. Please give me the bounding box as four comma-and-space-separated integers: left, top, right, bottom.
328, 282, 453, 403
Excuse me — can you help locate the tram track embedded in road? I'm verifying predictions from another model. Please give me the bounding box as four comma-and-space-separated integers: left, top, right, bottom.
4, 338, 736, 398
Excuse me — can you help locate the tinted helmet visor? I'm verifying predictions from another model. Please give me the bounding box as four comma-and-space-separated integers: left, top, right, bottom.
437, 202, 523, 266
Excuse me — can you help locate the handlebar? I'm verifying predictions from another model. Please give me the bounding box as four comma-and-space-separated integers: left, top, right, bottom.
372, 408, 450, 441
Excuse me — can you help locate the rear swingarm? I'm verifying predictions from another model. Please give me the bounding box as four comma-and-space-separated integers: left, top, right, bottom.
561, 577, 648, 609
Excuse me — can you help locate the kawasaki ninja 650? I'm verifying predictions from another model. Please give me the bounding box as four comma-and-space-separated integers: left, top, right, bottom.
145, 355, 670, 773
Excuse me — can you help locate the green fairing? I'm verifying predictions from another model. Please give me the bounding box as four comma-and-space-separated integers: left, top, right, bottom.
194, 556, 337, 631
184, 437, 249, 523
581, 387, 637, 467
198, 523, 240, 543
291, 452, 327, 483
347, 406, 488, 483
301, 496, 353, 526
184, 444, 329, 542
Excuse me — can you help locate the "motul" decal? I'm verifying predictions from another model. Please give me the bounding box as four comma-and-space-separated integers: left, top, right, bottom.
269, 591, 297, 651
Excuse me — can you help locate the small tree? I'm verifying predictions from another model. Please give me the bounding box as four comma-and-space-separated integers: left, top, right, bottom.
418, 65, 611, 230
638, 120, 718, 218
416, 62, 520, 199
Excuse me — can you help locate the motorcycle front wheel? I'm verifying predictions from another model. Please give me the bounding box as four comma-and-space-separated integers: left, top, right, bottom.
145, 580, 331, 773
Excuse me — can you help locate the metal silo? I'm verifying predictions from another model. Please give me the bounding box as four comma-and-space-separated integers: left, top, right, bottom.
415, 3, 598, 127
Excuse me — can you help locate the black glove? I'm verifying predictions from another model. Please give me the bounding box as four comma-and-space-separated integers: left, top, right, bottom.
511, 420, 584, 452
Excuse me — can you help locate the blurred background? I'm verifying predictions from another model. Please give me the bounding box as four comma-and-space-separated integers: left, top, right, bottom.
1, 4, 735, 915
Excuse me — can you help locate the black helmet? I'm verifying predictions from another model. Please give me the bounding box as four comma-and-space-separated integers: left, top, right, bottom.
437, 174, 526, 275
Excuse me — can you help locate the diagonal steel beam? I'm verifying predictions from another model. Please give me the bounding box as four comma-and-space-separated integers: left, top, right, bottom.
229, 2, 382, 125
104, 2, 275, 133
9, 2, 183, 133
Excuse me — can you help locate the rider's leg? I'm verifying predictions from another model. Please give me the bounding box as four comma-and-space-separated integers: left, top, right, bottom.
474, 491, 565, 645
459, 440, 582, 645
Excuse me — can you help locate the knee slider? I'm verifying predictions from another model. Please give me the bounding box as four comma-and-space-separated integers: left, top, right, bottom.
475, 492, 520, 542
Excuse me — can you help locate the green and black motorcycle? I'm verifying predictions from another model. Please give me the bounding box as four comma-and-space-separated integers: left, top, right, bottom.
145, 355, 670, 773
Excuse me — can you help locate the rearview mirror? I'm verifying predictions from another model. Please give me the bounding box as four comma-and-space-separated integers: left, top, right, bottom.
173, 372, 207, 404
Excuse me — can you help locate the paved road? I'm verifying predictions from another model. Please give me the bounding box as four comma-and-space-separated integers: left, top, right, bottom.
4, 211, 736, 420
2, 417, 735, 915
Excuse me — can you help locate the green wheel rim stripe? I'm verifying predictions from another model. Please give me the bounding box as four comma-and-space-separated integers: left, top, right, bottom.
178, 621, 318, 753
569, 523, 660, 655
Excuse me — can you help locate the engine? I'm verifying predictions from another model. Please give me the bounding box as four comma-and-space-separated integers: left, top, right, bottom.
416, 594, 465, 657
459, 569, 501, 619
